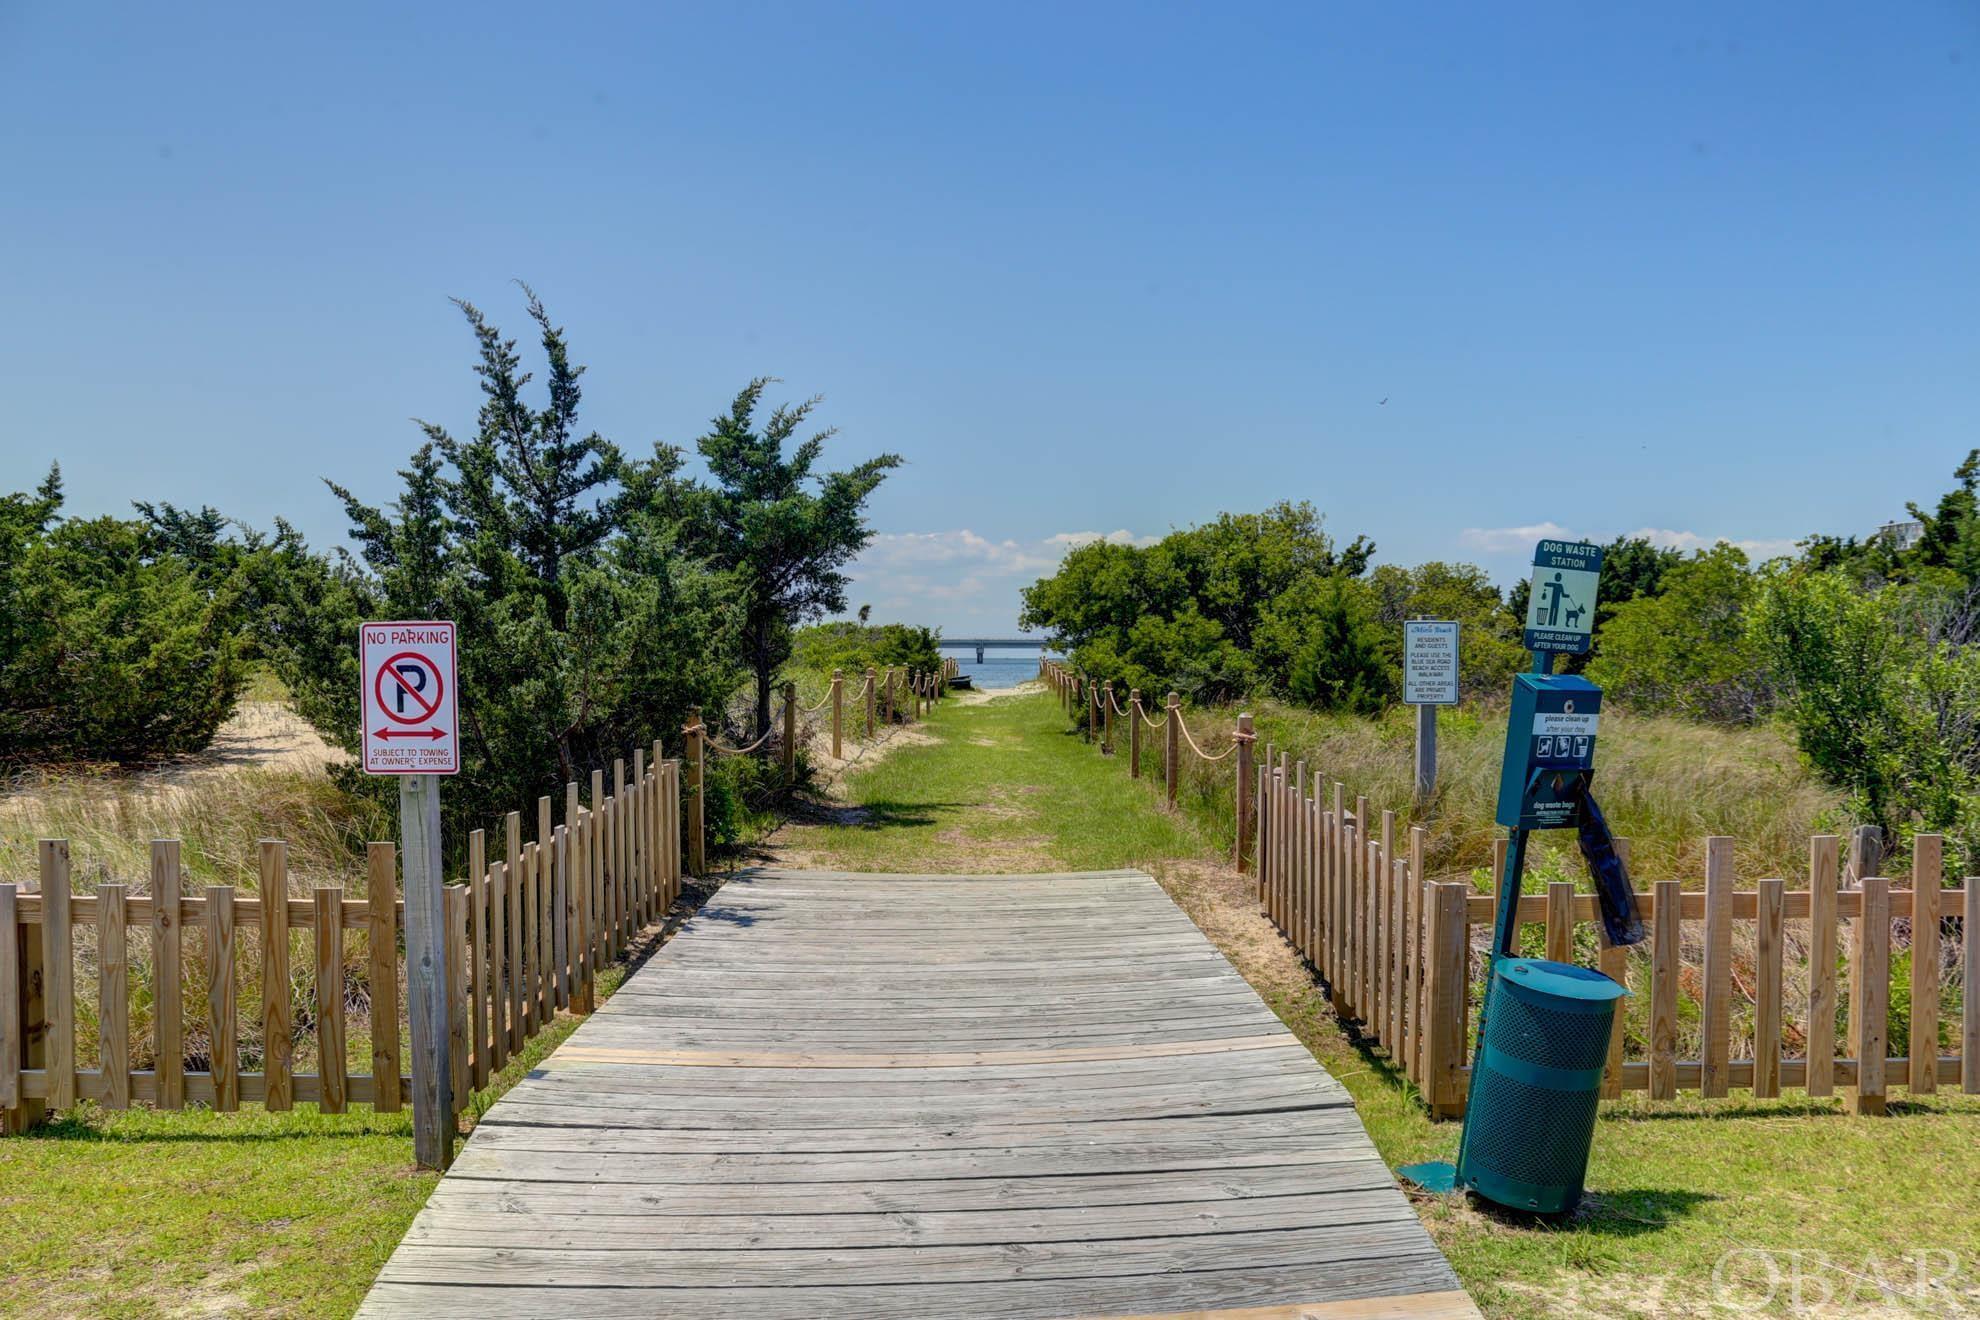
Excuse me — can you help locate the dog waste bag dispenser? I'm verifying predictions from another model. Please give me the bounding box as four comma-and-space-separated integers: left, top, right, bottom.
1400, 539, 1642, 1216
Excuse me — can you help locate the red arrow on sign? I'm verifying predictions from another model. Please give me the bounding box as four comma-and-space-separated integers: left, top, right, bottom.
373, 728, 447, 740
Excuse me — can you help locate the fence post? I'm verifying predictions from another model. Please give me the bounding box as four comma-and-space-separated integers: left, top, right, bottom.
1102, 683, 1115, 755
0, 883, 26, 1131
1853, 874, 1890, 1115
1165, 692, 1180, 808
1807, 834, 1840, 1098
865, 667, 877, 738
1235, 713, 1255, 874
782, 681, 797, 785
1425, 881, 1468, 1118
685, 707, 706, 877
444, 883, 469, 1117
831, 670, 844, 759
367, 843, 401, 1113
884, 667, 895, 724
1910, 834, 1942, 1096
1128, 689, 1141, 779
1700, 836, 1734, 1098
38, 840, 74, 1112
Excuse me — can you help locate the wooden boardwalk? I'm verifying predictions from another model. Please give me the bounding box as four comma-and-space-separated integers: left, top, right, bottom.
361, 869, 1472, 1319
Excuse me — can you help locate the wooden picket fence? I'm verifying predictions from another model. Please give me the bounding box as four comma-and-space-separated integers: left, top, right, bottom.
1044, 660, 1980, 1117
1, 740, 681, 1134
2, 659, 958, 1139
1256, 758, 1980, 1117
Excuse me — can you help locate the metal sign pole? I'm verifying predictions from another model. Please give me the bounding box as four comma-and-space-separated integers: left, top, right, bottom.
1413, 702, 1437, 804
401, 772, 452, 1170
361, 620, 461, 1172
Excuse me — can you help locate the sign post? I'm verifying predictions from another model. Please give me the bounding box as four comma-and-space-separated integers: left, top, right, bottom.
1401, 538, 1644, 1215
1403, 620, 1460, 804
360, 620, 460, 1171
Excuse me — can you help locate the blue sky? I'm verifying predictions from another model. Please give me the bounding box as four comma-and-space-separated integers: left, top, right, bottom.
3, 2, 1975, 633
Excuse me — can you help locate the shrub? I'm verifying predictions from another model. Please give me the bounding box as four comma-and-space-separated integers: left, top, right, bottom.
0, 471, 243, 768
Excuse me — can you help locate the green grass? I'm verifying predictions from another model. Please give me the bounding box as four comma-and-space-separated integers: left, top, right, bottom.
793, 690, 1980, 1318
0, 963, 630, 1320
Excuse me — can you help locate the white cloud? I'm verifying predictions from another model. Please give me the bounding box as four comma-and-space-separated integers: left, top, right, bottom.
842, 527, 1154, 630
1460, 523, 1799, 562
1457, 522, 1578, 554
1046, 529, 1160, 549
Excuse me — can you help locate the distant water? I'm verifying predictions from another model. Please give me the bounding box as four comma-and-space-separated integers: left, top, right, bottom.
942, 648, 1053, 691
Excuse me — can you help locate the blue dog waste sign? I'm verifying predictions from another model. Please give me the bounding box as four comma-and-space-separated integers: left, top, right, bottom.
1523, 540, 1603, 654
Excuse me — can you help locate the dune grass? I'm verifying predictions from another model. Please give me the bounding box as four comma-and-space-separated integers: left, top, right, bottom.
1160, 695, 1846, 887
788, 689, 1980, 1319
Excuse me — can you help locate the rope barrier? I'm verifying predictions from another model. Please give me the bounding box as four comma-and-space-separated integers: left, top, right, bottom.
705, 719, 780, 757
1177, 713, 1241, 762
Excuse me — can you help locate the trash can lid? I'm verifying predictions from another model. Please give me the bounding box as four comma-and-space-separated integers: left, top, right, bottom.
1495, 957, 1628, 1002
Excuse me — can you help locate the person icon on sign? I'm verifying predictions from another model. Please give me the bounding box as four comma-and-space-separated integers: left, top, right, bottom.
1537, 571, 1569, 627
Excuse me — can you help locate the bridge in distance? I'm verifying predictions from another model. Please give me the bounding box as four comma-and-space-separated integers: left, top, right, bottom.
944, 637, 1046, 663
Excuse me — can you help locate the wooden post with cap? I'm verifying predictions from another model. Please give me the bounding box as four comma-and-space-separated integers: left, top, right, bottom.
782, 681, 797, 785
830, 669, 843, 759
1164, 692, 1181, 808
1235, 712, 1256, 873
684, 707, 705, 877
1128, 689, 1141, 779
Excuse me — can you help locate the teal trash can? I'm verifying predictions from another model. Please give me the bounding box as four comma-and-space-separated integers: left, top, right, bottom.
1458, 958, 1626, 1214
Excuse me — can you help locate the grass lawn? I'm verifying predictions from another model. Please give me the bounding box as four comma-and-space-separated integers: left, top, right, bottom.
0, 963, 629, 1320
771, 688, 1980, 1318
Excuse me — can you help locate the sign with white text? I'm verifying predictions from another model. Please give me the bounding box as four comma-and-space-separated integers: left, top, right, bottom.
1523, 540, 1603, 654
360, 621, 459, 775
1403, 620, 1461, 705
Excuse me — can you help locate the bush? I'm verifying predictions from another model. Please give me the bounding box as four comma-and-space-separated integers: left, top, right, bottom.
0, 471, 244, 768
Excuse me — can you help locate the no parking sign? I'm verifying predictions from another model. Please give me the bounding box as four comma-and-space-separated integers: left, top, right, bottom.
360, 621, 460, 774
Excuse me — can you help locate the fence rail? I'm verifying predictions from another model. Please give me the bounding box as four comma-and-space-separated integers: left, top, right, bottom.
1044, 659, 1980, 1117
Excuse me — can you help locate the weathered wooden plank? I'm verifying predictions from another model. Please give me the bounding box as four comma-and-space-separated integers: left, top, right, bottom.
0, 885, 19, 1111
260, 840, 293, 1112
315, 886, 346, 1114
205, 885, 239, 1111
97, 882, 129, 1109
1806, 834, 1839, 1098
368, 842, 402, 1113
360, 868, 1464, 1317
151, 840, 184, 1109
40, 840, 75, 1110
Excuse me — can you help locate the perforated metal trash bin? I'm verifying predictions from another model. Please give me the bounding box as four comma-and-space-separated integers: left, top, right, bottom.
1459, 958, 1626, 1214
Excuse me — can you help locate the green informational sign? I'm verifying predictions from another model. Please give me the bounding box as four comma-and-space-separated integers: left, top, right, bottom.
1522, 540, 1603, 654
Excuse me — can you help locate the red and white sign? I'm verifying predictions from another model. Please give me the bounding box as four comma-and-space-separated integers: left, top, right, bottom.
360, 621, 460, 775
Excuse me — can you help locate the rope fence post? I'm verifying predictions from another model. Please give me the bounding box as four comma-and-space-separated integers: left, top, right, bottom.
831, 669, 844, 759
685, 706, 706, 877
1128, 689, 1141, 778
1234, 714, 1256, 874
865, 667, 877, 739
782, 682, 797, 785
1102, 682, 1115, 756
884, 667, 895, 724
1164, 692, 1180, 808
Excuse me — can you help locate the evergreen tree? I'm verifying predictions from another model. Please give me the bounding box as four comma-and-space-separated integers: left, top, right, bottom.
686, 380, 900, 735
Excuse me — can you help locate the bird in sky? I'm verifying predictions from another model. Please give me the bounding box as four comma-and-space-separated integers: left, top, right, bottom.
1378, 397, 1389, 405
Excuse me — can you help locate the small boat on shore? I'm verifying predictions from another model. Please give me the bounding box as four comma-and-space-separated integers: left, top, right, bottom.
948, 674, 974, 690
